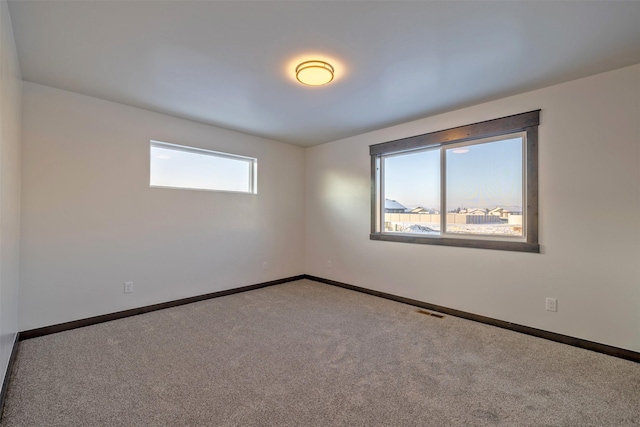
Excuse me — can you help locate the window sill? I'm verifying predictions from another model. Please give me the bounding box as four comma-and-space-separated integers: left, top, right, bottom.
370, 233, 540, 253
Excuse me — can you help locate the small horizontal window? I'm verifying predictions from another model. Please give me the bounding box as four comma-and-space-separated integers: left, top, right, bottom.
150, 141, 257, 194
370, 110, 539, 253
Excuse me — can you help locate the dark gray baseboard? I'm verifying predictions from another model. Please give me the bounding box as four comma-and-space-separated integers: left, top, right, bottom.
17, 274, 639, 363
20, 275, 306, 341
0, 332, 20, 420
303, 275, 640, 363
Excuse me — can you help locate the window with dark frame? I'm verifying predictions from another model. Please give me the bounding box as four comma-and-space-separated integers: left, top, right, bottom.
370, 110, 540, 253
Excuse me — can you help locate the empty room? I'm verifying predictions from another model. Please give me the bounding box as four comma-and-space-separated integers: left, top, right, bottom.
0, 1, 639, 426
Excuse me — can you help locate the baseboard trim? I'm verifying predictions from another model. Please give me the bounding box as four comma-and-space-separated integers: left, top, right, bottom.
20, 275, 305, 341
303, 275, 640, 363
18, 274, 639, 363
0, 332, 20, 419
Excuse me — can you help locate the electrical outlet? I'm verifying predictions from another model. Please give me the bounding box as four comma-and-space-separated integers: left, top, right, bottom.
545, 297, 557, 312
327, 260, 332, 269
262, 262, 268, 271
124, 282, 134, 293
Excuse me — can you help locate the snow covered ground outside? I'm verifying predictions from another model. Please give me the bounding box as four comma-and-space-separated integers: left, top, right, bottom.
386, 222, 523, 237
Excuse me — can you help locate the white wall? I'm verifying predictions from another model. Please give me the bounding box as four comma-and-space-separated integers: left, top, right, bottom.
305, 64, 640, 352
20, 82, 305, 331
0, 0, 22, 383
14, 53, 640, 353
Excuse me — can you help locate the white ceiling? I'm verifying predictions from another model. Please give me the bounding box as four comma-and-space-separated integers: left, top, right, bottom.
8, 1, 640, 146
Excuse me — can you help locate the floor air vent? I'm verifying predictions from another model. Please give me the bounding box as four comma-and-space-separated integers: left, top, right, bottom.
417, 309, 445, 319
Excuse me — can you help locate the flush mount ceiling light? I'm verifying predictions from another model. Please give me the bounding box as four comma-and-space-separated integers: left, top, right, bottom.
452, 148, 470, 154
295, 60, 334, 86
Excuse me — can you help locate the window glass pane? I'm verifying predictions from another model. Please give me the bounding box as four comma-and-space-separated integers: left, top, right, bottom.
371, 111, 539, 252
445, 136, 523, 236
383, 149, 440, 234
150, 143, 254, 193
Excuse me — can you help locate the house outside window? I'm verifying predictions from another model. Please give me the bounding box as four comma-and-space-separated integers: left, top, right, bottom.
370, 110, 540, 253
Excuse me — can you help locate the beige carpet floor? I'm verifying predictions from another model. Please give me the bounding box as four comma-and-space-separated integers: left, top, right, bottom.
1, 279, 639, 426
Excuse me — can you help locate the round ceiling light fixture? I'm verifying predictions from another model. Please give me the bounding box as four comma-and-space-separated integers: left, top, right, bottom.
295, 60, 334, 86
452, 148, 470, 154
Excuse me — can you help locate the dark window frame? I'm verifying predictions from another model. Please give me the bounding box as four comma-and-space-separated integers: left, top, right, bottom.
370, 110, 540, 253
